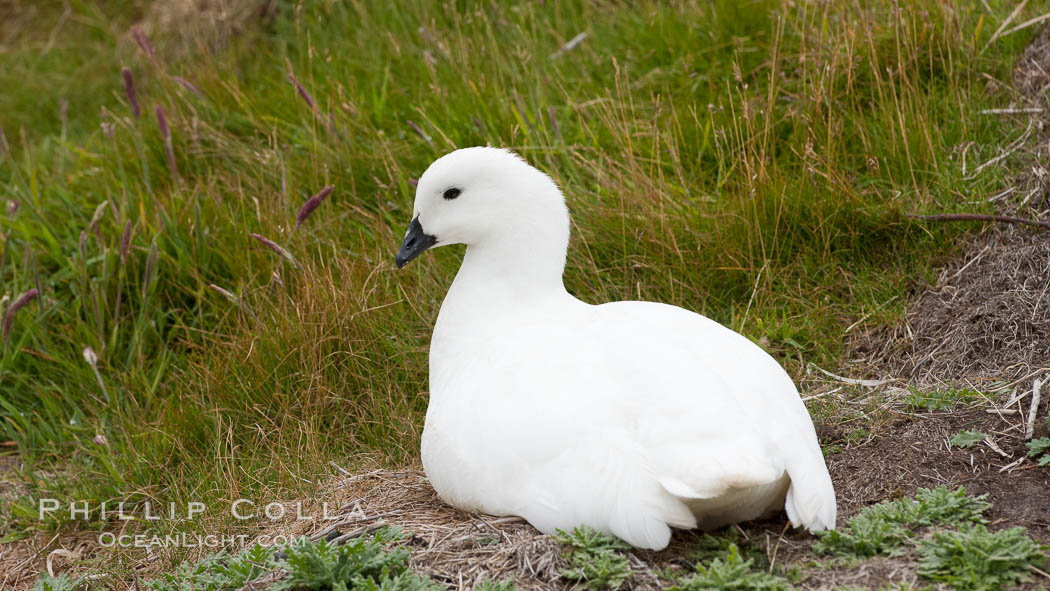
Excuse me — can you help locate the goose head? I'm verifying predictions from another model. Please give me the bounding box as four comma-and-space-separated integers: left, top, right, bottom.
395, 147, 570, 273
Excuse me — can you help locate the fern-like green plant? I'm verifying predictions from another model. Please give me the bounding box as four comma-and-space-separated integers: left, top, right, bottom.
1026, 437, 1050, 466
671, 544, 791, 591
686, 530, 766, 566
350, 571, 445, 591
142, 530, 444, 591
949, 430, 988, 448
144, 544, 276, 591
30, 574, 81, 591
907, 486, 991, 526
813, 486, 990, 557
917, 524, 1048, 591
274, 527, 418, 591
553, 526, 632, 590
903, 389, 981, 412
812, 512, 911, 557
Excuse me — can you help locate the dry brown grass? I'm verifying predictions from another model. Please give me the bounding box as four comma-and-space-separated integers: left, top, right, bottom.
851, 225, 1050, 387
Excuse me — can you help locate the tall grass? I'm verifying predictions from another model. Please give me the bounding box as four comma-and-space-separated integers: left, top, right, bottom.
0, 0, 1037, 570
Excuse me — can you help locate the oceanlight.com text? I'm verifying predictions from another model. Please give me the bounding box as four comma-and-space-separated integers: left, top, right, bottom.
98, 532, 306, 548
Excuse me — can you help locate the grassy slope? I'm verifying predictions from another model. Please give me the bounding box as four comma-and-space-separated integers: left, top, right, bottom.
0, 0, 1038, 577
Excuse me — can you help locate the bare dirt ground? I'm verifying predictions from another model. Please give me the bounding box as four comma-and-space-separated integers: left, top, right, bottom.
826, 406, 1050, 533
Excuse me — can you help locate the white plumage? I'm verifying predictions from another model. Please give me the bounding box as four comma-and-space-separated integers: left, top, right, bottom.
395, 147, 836, 550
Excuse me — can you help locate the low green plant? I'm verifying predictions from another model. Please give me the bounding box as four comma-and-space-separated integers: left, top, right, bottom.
900, 486, 991, 527
145, 544, 276, 591
903, 389, 982, 413
844, 429, 869, 445
821, 443, 845, 457
950, 430, 989, 449
814, 486, 989, 556
553, 526, 633, 590
916, 524, 1048, 591
350, 572, 445, 591
142, 529, 445, 591
472, 580, 519, 591
274, 527, 433, 591
686, 530, 766, 566
812, 512, 912, 557
671, 544, 791, 591
30, 574, 81, 591
1027, 437, 1050, 466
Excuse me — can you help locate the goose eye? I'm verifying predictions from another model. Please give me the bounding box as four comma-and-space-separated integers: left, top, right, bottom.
443, 187, 461, 200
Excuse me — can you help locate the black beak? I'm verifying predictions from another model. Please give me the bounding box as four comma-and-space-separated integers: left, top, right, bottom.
395, 216, 437, 269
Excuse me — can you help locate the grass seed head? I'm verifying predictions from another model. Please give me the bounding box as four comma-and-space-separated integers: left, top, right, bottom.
287, 71, 317, 111
172, 76, 203, 98
130, 27, 155, 60
250, 233, 303, 270
82, 346, 98, 366
155, 104, 170, 139
406, 119, 432, 145
120, 220, 133, 262
208, 283, 239, 303
2, 288, 39, 344
156, 105, 180, 181
121, 67, 140, 118
296, 185, 334, 227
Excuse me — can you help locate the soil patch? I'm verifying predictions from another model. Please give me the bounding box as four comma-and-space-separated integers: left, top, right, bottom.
823, 405, 1050, 538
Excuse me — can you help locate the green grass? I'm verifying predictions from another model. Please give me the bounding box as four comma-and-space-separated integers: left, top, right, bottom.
0, 0, 1043, 581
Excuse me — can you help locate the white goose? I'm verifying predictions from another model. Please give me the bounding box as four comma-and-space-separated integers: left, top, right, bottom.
395, 147, 836, 550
